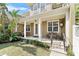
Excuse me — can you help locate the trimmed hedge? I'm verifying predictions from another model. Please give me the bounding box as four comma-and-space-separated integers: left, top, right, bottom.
24, 39, 50, 49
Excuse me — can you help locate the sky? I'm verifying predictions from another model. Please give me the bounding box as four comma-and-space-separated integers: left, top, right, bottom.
7, 3, 30, 15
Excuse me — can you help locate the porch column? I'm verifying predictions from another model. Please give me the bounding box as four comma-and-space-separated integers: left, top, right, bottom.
65, 4, 75, 47
69, 4, 75, 48
38, 19, 42, 41
65, 10, 70, 46
24, 20, 26, 38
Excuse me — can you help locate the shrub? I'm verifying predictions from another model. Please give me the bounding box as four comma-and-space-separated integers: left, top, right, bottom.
66, 45, 74, 56
0, 32, 21, 43
24, 39, 50, 49
12, 32, 23, 36
0, 33, 10, 43
9, 32, 22, 42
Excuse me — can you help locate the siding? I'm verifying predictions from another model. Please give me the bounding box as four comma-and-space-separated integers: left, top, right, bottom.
17, 23, 24, 34
42, 18, 65, 38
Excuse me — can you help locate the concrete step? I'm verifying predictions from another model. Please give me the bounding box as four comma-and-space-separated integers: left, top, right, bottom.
52, 41, 64, 46
51, 40, 65, 49
52, 45, 64, 49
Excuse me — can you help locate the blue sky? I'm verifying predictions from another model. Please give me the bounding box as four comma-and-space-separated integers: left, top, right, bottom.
7, 3, 30, 15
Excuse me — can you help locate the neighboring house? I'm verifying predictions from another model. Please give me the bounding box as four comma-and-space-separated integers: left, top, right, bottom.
17, 3, 75, 46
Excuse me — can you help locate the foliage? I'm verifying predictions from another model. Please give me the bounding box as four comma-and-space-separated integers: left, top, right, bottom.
8, 10, 19, 32
0, 3, 20, 33
0, 31, 22, 43
8, 20, 16, 32
75, 4, 79, 24
0, 33, 9, 43
0, 24, 3, 32
0, 3, 8, 33
66, 45, 74, 56
9, 32, 22, 42
21, 39, 50, 49
0, 3, 21, 43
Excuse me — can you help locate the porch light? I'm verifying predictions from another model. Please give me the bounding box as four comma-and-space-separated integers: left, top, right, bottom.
60, 23, 63, 27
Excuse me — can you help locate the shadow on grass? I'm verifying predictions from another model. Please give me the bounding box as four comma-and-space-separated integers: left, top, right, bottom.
0, 41, 50, 56
14, 42, 37, 56
0, 43, 12, 49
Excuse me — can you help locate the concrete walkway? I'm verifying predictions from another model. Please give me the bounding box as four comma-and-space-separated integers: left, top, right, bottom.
50, 50, 66, 56
50, 48, 67, 56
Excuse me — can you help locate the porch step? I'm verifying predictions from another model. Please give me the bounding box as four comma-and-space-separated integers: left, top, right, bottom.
52, 40, 64, 46
52, 45, 64, 49
51, 40, 66, 55
52, 41, 64, 49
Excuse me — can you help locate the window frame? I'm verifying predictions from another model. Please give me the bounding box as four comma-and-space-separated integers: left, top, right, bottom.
26, 25, 30, 32
40, 3, 46, 11
47, 20, 59, 33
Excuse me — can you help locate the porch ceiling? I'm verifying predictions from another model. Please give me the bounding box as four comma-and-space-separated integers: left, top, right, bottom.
41, 14, 65, 21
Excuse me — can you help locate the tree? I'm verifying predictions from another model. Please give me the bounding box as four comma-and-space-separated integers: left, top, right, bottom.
0, 3, 9, 33
8, 10, 20, 32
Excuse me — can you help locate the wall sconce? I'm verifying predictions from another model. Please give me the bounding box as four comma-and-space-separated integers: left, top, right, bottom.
60, 23, 63, 27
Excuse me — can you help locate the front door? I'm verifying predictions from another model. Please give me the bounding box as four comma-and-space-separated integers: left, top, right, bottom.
34, 23, 38, 36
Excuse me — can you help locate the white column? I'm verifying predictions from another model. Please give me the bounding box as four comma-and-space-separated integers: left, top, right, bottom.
24, 20, 26, 38
38, 19, 42, 40
65, 11, 70, 46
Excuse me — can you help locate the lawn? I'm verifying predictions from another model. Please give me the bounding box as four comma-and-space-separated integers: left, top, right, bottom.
0, 41, 50, 56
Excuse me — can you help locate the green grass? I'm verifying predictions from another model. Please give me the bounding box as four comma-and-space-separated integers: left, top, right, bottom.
0, 41, 50, 56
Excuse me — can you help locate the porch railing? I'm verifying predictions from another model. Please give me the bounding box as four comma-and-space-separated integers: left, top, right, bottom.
49, 32, 66, 51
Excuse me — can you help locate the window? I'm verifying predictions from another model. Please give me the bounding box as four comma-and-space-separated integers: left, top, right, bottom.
48, 21, 59, 32
53, 21, 58, 32
33, 4, 37, 10
33, 3, 40, 11
41, 3, 45, 11
26, 25, 30, 32
48, 22, 52, 32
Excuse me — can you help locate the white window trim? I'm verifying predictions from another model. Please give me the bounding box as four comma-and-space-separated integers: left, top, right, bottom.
26, 25, 31, 32
47, 20, 59, 33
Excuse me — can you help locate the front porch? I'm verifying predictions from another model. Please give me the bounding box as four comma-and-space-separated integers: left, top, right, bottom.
23, 15, 66, 41
17, 5, 73, 47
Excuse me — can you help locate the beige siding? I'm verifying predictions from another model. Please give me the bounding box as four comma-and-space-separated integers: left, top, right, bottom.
26, 23, 34, 36
17, 23, 24, 34
42, 21, 48, 37
30, 23, 34, 36
41, 18, 65, 38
